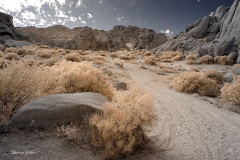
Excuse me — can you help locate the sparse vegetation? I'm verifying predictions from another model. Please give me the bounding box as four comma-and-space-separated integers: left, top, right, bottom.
90, 86, 155, 158
172, 71, 223, 97
4, 52, 19, 60
186, 53, 197, 60
158, 51, 183, 62
200, 55, 214, 64
143, 56, 157, 65
214, 56, 233, 65
221, 77, 240, 106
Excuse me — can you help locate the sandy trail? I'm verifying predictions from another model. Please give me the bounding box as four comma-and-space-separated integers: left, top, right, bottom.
125, 63, 240, 160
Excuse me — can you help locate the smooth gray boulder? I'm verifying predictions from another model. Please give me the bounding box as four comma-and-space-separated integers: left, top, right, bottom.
188, 16, 211, 38
9, 92, 107, 129
228, 52, 238, 61
237, 50, 240, 63
4, 40, 31, 47
215, 37, 235, 56
223, 72, 235, 83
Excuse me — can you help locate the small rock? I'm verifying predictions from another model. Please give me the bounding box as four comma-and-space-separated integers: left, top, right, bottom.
115, 82, 128, 91
223, 72, 235, 83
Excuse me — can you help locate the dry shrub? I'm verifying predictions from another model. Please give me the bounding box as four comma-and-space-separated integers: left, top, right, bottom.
4, 53, 19, 60
159, 64, 177, 73
0, 64, 41, 125
110, 53, 118, 58
172, 71, 222, 97
186, 53, 197, 60
91, 56, 105, 61
57, 49, 67, 55
0, 50, 3, 57
204, 70, 223, 84
214, 56, 233, 65
115, 61, 124, 68
65, 53, 81, 62
94, 60, 105, 65
158, 51, 183, 62
186, 60, 195, 65
5, 47, 17, 53
221, 78, 240, 106
0, 44, 5, 51
46, 61, 114, 100
37, 49, 52, 58
0, 59, 10, 69
45, 57, 60, 66
90, 86, 155, 158
143, 56, 156, 65
200, 55, 214, 64
39, 45, 52, 49
120, 56, 132, 60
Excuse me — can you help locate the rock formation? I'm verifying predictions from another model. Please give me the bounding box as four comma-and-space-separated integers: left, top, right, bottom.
0, 12, 30, 42
154, 0, 240, 63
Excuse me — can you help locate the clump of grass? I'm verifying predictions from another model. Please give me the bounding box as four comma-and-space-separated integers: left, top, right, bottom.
159, 64, 177, 73
115, 61, 124, 68
200, 55, 214, 64
4, 53, 19, 60
221, 77, 240, 106
186, 60, 195, 65
0, 50, 3, 57
37, 49, 52, 59
158, 51, 183, 62
172, 71, 223, 97
0, 63, 41, 125
186, 53, 197, 60
65, 53, 81, 62
90, 86, 155, 159
0, 44, 5, 51
143, 56, 157, 66
110, 53, 118, 58
214, 56, 233, 65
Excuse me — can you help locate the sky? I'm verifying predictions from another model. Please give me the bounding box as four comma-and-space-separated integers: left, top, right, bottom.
0, 0, 234, 34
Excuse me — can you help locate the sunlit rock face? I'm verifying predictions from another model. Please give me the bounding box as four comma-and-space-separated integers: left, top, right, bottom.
0, 0, 90, 28
154, 0, 240, 64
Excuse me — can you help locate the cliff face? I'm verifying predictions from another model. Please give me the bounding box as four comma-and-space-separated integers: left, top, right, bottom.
155, 0, 240, 63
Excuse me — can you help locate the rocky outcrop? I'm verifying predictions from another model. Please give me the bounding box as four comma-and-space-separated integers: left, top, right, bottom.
9, 92, 106, 129
134, 31, 167, 49
0, 12, 30, 42
154, 0, 240, 63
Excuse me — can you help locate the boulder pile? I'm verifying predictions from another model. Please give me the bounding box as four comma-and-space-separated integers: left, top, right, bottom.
154, 0, 240, 64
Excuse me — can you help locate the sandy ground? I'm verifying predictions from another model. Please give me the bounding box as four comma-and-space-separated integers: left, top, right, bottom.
1, 51, 240, 160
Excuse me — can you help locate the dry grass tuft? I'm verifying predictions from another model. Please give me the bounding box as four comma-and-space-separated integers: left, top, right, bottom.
143, 56, 157, 66
200, 55, 214, 64
186, 60, 195, 65
4, 53, 19, 60
159, 64, 177, 73
0, 64, 41, 125
0, 59, 10, 69
115, 61, 124, 68
90, 86, 155, 158
0, 50, 3, 57
186, 53, 197, 60
65, 53, 81, 62
158, 51, 183, 62
0, 44, 5, 51
221, 78, 240, 106
214, 56, 233, 65
172, 71, 222, 97
110, 53, 118, 58
37, 49, 52, 59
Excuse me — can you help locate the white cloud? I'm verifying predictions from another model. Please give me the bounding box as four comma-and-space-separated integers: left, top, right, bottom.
160, 29, 173, 34
81, 20, 86, 24
87, 13, 93, 18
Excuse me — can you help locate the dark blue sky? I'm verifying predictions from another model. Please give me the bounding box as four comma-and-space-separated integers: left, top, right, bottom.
0, 0, 234, 34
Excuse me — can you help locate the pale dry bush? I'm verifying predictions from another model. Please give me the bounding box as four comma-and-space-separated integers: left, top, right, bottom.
186, 60, 195, 65
0, 44, 5, 51
143, 56, 157, 66
0, 50, 3, 57
39, 45, 52, 49
90, 86, 155, 158
115, 61, 124, 68
45, 61, 114, 100
204, 70, 223, 84
0, 59, 10, 69
110, 53, 118, 58
45, 57, 60, 66
120, 55, 132, 60
65, 53, 81, 62
4, 52, 19, 60
200, 55, 214, 64
214, 56, 233, 65
186, 53, 197, 60
172, 71, 222, 97
221, 78, 240, 106
0, 63, 42, 125
37, 49, 52, 58
158, 51, 183, 62
5, 47, 17, 53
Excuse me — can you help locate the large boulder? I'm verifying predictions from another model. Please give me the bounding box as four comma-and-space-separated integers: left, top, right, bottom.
9, 92, 107, 129
74, 27, 97, 50
4, 40, 31, 47
154, 0, 240, 64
